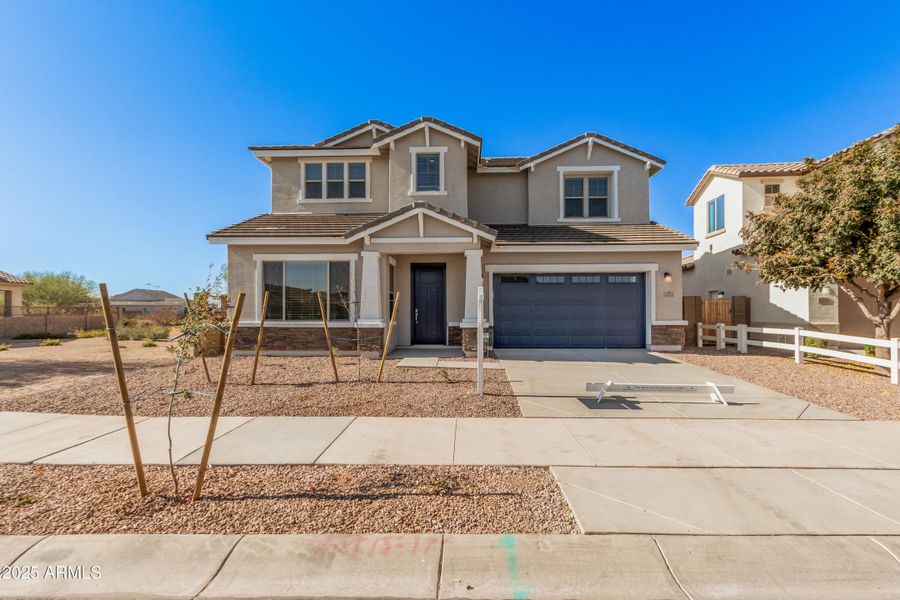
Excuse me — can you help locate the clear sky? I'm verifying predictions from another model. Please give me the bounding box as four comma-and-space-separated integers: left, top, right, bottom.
2, 1, 898, 296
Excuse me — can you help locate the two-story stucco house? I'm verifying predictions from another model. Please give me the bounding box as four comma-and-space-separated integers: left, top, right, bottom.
209, 117, 696, 355
682, 125, 895, 337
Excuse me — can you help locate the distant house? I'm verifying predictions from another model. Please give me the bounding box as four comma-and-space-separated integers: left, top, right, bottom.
110, 288, 186, 317
0, 271, 31, 317
682, 125, 895, 337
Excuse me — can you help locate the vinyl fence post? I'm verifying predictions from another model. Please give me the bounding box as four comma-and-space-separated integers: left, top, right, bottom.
737, 323, 748, 353
476, 286, 484, 396
716, 323, 726, 350
697, 322, 703, 348
890, 338, 899, 385
794, 327, 804, 364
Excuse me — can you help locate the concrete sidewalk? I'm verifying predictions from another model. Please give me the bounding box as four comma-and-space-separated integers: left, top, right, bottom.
3, 412, 899, 468
1, 533, 898, 599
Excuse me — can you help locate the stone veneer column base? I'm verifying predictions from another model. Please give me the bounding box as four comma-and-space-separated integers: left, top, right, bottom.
650, 324, 685, 351
461, 326, 493, 357
235, 326, 384, 356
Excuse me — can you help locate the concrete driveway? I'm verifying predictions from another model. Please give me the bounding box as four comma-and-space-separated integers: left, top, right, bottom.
496, 348, 852, 419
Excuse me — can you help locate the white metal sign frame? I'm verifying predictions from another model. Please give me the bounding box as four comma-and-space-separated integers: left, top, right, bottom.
586, 381, 734, 405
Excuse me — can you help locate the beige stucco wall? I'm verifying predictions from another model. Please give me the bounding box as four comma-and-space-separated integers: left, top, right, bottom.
388, 128, 469, 215
467, 172, 528, 224
270, 155, 389, 214
526, 144, 651, 225
0, 284, 26, 317
483, 249, 684, 321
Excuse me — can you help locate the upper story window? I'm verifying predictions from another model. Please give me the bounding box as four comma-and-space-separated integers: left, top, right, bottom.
557, 166, 619, 221
764, 183, 780, 206
409, 147, 447, 195
706, 195, 725, 234
302, 161, 369, 202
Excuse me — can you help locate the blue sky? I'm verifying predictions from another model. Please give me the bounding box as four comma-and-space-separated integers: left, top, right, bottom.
2, 1, 898, 295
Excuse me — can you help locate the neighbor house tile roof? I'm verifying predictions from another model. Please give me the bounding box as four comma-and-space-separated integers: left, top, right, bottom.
0, 271, 31, 285
111, 288, 181, 302
681, 254, 695, 270
708, 162, 809, 177
208, 213, 383, 239
491, 223, 695, 246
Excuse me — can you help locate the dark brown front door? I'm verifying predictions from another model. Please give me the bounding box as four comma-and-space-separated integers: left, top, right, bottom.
412, 264, 446, 344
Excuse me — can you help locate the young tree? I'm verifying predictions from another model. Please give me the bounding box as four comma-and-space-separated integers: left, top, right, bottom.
737, 126, 899, 359
21, 271, 97, 307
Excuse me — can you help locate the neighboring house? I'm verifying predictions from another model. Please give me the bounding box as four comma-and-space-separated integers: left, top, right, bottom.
111, 288, 186, 317
682, 126, 895, 337
209, 117, 696, 355
0, 271, 31, 317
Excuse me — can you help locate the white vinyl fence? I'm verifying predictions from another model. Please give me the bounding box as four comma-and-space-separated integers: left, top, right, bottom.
697, 322, 899, 385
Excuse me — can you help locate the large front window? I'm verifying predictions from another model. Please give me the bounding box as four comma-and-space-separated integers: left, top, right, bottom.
263, 261, 351, 321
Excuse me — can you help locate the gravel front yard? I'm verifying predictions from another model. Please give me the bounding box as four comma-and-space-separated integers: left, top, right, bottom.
0, 355, 518, 418
672, 347, 900, 420
0, 465, 577, 535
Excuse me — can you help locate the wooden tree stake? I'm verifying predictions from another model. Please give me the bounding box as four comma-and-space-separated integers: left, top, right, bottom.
250, 290, 270, 385
184, 292, 212, 384
191, 292, 245, 502
376, 292, 400, 383
99, 283, 148, 498
318, 291, 339, 382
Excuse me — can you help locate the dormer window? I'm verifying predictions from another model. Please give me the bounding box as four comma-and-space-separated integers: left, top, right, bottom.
301, 161, 370, 202
557, 165, 620, 221
409, 147, 448, 195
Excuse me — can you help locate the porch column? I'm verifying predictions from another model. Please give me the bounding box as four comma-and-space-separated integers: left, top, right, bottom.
462, 249, 483, 327
358, 251, 383, 326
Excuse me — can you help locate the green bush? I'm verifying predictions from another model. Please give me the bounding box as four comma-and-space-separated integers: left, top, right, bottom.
804, 337, 827, 349
142, 340, 157, 347
116, 323, 170, 341
40, 338, 61, 346
0, 343, 9, 351
864, 344, 876, 357
73, 328, 106, 339
13, 332, 70, 340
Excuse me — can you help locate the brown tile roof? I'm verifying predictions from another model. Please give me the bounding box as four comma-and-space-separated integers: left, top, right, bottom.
681, 254, 695, 270
708, 162, 809, 177
208, 213, 384, 239
314, 120, 393, 147
492, 223, 695, 246
517, 133, 666, 169
372, 116, 483, 146
0, 270, 30, 285
343, 201, 497, 239
821, 124, 897, 163
479, 157, 527, 167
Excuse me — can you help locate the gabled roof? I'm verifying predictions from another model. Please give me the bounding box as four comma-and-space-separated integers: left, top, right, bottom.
684, 162, 809, 206
820, 124, 897, 163
343, 201, 497, 241
491, 223, 695, 247
315, 120, 394, 147
515, 132, 666, 173
0, 271, 31, 285
111, 289, 183, 303
371, 116, 483, 148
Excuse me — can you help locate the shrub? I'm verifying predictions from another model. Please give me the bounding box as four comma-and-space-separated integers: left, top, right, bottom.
73, 329, 106, 339
0, 343, 9, 351
804, 337, 827, 349
864, 344, 876, 357
142, 340, 157, 347
40, 338, 61, 346
13, 332, 70, 340
116, 322, 170, 341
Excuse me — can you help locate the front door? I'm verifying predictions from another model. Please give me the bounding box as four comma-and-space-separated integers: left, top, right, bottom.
412, 264, 446, 344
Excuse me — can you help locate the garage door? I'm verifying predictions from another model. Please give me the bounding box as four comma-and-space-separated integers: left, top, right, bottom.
493, 273, 645, 348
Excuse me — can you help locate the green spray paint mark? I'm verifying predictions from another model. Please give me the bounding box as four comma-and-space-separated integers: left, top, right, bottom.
499, 534, 534, 599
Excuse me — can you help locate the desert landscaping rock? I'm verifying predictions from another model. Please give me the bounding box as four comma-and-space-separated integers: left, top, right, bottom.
0, 355, 519, 418
673, 347, 900, 420
0, 465, 578, 535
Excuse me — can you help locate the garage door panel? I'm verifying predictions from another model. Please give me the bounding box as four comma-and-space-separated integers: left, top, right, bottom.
494, 273, 645, 349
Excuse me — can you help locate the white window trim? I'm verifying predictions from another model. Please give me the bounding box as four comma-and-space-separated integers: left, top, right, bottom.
299, 160, 372, 203
253, 253, 358, 322
557, 166, 620, 222
706, 194, 725, 235
409, 146, 448, 196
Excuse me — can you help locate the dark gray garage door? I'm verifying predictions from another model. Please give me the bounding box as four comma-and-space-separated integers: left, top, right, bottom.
493, 273, 645, 348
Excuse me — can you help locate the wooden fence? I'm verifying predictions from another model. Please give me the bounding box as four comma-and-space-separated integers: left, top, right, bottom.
697, 323, 899, 385
683, 296, 750, 346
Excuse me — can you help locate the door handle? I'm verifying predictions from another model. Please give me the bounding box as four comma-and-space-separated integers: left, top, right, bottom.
415, 308, 419, 325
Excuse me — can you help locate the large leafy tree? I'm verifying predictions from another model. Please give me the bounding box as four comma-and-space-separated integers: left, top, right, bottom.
738, 126, 900, 354
21, 271, 97, 307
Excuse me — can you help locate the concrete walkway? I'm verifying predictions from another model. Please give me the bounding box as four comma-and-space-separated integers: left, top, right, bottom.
496, 348, 854, 419
1, 533, 898, 599
3, 412, 899, 468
